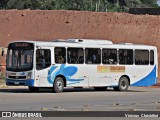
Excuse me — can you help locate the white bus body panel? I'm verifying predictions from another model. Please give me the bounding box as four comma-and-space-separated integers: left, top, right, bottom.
6, 40, 158, 88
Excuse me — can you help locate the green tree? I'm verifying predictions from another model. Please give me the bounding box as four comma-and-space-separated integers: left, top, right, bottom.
6, 0, 27, 9
0, 0, 158, 12
0, 0, 8, 9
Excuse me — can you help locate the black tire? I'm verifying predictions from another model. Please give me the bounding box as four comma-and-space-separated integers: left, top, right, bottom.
94, 87, 107, 91
114, 76, 129, 91
29, 87, 39, 92
53, 77, 64, 93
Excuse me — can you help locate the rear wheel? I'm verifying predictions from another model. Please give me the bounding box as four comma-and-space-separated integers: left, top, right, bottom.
28, 87, 39, 92
53, 77, 64, 93
114, 76, 129, 91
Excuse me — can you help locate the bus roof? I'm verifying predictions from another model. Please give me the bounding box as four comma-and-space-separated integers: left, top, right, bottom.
9, 39, 157, 49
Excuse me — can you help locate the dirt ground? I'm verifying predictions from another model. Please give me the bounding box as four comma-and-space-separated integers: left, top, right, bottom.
0, 10, 160, 82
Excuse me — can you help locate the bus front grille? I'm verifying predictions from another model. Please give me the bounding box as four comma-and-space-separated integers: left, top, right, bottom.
8, 76, 27, 79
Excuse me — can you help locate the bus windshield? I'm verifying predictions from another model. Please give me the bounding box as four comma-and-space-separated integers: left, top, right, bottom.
6, 42, 34, 72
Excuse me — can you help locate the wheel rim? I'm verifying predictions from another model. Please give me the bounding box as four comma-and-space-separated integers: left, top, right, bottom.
56, 80, 63, 91
120, 79, 127, 90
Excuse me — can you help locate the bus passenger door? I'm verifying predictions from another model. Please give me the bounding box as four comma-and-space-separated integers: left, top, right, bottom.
35, 49, 51, 87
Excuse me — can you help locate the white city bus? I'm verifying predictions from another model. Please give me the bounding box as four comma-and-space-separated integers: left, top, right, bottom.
6, 39, 158, 92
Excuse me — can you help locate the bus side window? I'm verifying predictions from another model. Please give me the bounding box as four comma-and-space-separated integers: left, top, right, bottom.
135, 50, 149, 65
67, 48, 84, 64
150, 50, 154, 65
102, 49, 117, 64
85, 48, 101, 64
119, 49, 133, 65
55, 47, 66, 64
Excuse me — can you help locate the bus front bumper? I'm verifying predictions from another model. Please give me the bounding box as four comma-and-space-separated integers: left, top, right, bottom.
6, 79, 34, 86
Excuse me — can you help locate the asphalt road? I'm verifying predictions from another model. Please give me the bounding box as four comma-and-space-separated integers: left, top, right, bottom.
0, 86, 160, 112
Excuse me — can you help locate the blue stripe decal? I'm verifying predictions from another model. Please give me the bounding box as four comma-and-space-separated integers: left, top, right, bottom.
67, 82, 80, 85
131, 66, 157, 86
67, 79, 84, 82
67, 79, 84, 85
47, 64, 84, 85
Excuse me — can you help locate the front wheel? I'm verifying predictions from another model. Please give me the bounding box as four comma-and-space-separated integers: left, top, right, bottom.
114, 77, 129, 91
53, 77, 64, 93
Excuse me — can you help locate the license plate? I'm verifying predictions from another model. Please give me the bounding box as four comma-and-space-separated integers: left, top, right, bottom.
14, 82, 19, 85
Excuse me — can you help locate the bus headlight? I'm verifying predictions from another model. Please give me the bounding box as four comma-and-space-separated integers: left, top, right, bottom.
27, 72, 32, 79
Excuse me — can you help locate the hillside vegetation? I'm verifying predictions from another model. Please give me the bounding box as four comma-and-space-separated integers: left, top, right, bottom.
0, 0, 158, 12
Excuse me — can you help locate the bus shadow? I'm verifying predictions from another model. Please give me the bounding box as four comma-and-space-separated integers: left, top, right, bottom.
0, 87, 146, 93
63, 88, 146, 93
